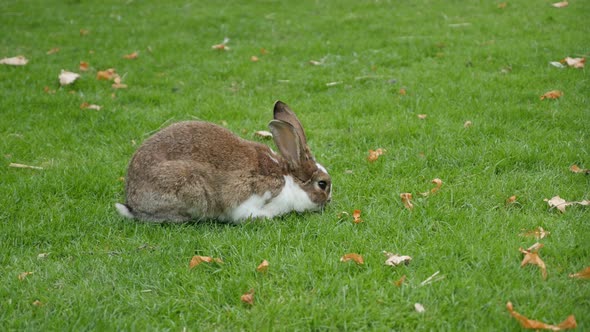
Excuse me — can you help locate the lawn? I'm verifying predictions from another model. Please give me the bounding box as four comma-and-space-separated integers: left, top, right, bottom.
1, 0, 589, 330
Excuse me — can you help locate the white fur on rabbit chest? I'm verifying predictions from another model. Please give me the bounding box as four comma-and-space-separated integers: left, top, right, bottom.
222, 175, 317, 222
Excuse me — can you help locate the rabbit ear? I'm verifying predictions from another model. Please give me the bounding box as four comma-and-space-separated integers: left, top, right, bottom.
268, 120, 305, 168
273, 101, 307, 146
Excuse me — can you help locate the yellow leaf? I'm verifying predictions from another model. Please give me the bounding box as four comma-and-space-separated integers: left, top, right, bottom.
393, 275, 406, 287
367, 148, 385, 162
352, 209, 363, 224
123, 51, 139, 59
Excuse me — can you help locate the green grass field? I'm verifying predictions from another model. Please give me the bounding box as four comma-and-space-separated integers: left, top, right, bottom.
1, 0, 589, 330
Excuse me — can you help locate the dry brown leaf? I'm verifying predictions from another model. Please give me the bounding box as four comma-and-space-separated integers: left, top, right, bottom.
540, 90, 563, 100
43, 86, 56, 94
367, 148, 385, 162
417, 114, 427, 120
340, 253, 364, 265
212, 37, 230, 51
123, 51, 138, 59
506, 195, 517, 205
112, 76, 128, 89
570, 164, 590, 174
97, 68, 117, 80
421, 178, 443, 196
384, 252, 412, 266
0, 55, 29, 66
250, 55, 259, 62
46, 47, 60, 55
519, 243, 547, 280
32, 300, 43, 306
520, 227, 550, 240
563, 57, 585, 68
189, 255, 223, 269
80, 29, 90, 36
393, 275, 406, 287
79, 61, 89, 72
59, 70, 80, 86
498, 2, 507, 9
464, 120, 473, 128
18, 272, 33, 281
544, 195, 589, 213
506, 302, 576, 330
256, 260, 269, 273
254, 130, 273, 138
400, 193, 414, 210
80, 102, 101, 111
241, 289, 254, 305
569, 266, 590, 279
399, 88, 407, 95
260, 48, 269, 55
352, 209, 363, 224
552, 1, 569, 8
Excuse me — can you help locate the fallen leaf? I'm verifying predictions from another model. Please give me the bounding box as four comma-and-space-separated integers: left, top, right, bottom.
519, 243, 547, 280
0, 55, 29, 66
498, 2, 507, 9
464, 120, 473, 128
256, 260, 269, 273
400, 193, 414, 210
43, 86, 56, 94
112, 76, 128, 89
260, 48, 269, 55
80, 29, 90, 36
123, 51, 138, 59
367, 148, 385, 162
32, 300, 43, 306
417, 114, 427, 119
520, 227, 550, 240
399, 88, 407, 95
384, 252, 412, 266
352, 209, 363, 224
59, 70, 80, 86
552, 1, 569, 8
569, 266, 590, 279
326, 81, 342, 87
340, 253, 364, 265
37, 253, 50, 259
97, 68, 117, 80
540, 90, 563, 100
421, 178, 443, 196
506, 302, 576, 330
309, 60, 323, 66
254, 130, 273, 139
414, 303, 425, 313
189, 255, 223, 269
79, 61, 89, 71
46, 47, 60, 55
544, 195, 589, 213
80, 102, 101, 111
506, 195, 517, 205
250, 55, 259, 62
563, 57, 584, 68
212, 37, 230, 51
393, 275, 407, 287
241, 289, 254, 305
9, 163, 43, 170
570, 164, 590, 174
18, 272, 33, 281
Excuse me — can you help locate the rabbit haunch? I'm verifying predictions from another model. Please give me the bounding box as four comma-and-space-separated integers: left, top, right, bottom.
116, 101, 332, 223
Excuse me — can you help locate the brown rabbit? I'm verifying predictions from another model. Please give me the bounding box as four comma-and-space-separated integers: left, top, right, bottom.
115, 101, 331, 223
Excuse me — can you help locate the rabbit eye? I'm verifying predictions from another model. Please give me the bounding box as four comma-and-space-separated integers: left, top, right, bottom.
317, 181, 328, 190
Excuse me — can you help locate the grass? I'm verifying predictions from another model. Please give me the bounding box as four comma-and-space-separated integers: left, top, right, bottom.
1, 0, 589, 330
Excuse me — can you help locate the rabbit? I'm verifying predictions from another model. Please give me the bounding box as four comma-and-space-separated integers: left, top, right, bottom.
115, 101, 332, 223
